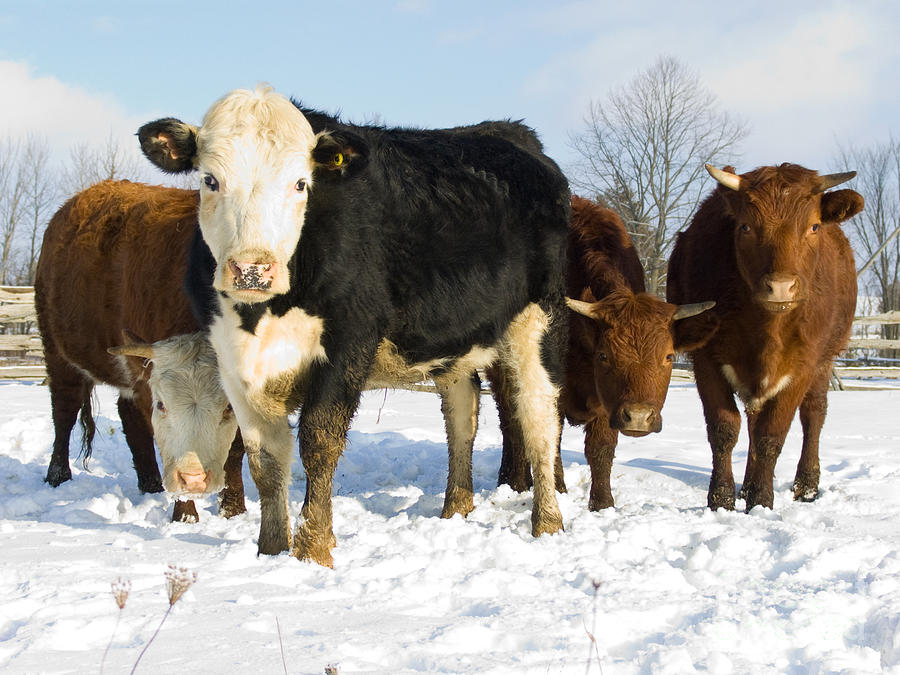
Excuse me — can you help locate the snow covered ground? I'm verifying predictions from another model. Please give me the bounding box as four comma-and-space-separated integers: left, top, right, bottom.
1, 379, 899, 674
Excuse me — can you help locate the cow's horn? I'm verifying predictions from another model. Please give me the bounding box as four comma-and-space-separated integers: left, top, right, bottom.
706, 164, 742, 191
108, 343, 155, 359
673, 301, 715, 320
815, 171, 856, 193
566, 297, 596, 318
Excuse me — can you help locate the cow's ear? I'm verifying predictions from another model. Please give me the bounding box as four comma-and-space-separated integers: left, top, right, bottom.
673, 312, 719, 353
138, 118, 199, 174
821, 189, 864, 224
312, 130, 368, 177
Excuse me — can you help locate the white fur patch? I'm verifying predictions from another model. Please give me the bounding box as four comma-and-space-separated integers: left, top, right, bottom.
722, 364, 793, 414
210, 304, 327, 395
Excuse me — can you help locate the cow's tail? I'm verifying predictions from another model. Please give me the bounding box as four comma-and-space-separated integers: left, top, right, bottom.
77, 385, 97, 470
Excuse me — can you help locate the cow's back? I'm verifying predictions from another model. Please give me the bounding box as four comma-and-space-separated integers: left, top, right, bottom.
35, 180, 200, 388
568, 195, 645, 300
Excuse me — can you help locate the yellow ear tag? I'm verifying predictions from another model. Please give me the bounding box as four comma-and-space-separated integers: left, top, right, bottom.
333, 153, 344, 167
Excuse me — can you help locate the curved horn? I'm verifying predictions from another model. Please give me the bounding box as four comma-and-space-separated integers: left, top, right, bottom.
706, 164, 742, 191
673, 300, 715, 321
108, 343, 155, 359
566, 297, 596, 318
815, 171, 856, 193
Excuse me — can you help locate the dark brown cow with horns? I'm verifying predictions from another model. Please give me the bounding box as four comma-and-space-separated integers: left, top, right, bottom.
667, 163, 863, 511
35, 180, 245, 522
491, 195, 717, 509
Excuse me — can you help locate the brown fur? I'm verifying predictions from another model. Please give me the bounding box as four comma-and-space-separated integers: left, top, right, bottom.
35, 180, 245, 520
493, 196, 716, 509
667, 163, 863, 511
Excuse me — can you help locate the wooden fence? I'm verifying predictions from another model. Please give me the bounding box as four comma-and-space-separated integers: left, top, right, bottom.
1, 287, 899, 387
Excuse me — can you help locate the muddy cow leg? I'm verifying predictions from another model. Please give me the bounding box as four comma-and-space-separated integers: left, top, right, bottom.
44, 351, 91, 487
743, 379, 809, 511
583, 416, 619, 510
218, 429, 247, 518
499, 303, 564, 538
436, 372, 480, 519
693, 355, 741, 510
793, 365, 831, 502
293, 396, 356, 568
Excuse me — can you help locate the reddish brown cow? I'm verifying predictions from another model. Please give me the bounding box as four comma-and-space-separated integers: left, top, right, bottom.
667, 163, 863, 511
491, 195, 716, 510
35, 180, 245, 522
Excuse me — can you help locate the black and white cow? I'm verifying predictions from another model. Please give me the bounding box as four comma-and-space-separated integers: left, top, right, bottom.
138, 86, 570, 567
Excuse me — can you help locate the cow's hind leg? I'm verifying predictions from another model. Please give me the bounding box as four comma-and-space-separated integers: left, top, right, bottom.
116, 395, 163, 494
436, 372, 479, 519
45, 353, 91, 487
486, 363, 532, 492
499, 303, 564, 537
793, 365, 830, 502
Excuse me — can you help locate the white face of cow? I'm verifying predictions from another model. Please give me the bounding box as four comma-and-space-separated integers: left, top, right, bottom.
141, 87, 319, 303
137, 333, 237, 496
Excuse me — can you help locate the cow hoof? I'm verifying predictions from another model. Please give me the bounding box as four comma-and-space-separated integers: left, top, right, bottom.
707, 485, 736, 511
588, 494, 614, 511
45, 465, 72, 487
531, 509, 564, 537
218, 490, 247, 519
743, 487, 774, 512
441, 488, 474, 519
172, 500, 199, 523
554, 476, 568, 494
138, 476, 164, 494
292, 526, 335, 568
793, 484, 819, 502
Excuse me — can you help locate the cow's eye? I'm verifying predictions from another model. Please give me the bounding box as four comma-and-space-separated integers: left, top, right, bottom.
666, 353, 675, 362
295, 179, 307, 192
810, 223, 820, 233
739, 223, 751, 233
597, 352, 608, 362
203, 174, 219, 192
156, 400, 167, 414
222, 403, 234, 421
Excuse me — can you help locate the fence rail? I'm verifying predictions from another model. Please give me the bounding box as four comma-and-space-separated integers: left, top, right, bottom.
0, 288, 898, 387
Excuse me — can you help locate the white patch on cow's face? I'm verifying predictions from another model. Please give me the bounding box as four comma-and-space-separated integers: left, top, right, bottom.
209, 302, 327, 420
194, 87, 318, 302
142, 333, 238, 496
722, 364, 793, 414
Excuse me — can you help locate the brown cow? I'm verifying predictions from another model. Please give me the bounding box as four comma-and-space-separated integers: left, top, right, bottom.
491, 195, 716, 510
35, 180, 245, 522
667, 163, 863, 511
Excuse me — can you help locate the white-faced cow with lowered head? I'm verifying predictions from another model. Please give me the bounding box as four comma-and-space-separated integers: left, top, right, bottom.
667, 163, 863, 512
35, 181, 244, 521
138, 86, 571, 567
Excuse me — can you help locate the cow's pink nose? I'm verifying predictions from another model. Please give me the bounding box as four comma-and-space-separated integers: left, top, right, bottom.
763, 276, 798, 302
177, 470, 211, 493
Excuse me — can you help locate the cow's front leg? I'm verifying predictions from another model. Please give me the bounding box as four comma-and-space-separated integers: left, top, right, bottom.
793, 365, 830, 502
583, 416, 618, 511
244, 418, 294, 555
743, 382, 807, 511
293, 399, 355, 568
436, 372, 480, 519
693, 357, 741, 510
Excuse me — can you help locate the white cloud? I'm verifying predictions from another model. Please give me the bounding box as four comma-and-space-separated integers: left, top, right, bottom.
0, 60, 146, 169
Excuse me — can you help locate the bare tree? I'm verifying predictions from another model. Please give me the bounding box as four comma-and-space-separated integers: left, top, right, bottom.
836, 139, 900, 358
61, 131, 145, 195
0, 137, 26, 285
569, 55, 749, 295
18, 135, 58, 284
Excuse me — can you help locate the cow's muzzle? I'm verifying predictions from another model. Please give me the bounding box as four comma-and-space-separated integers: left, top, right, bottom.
227, 259, 277, 291
614, 403, 662, 436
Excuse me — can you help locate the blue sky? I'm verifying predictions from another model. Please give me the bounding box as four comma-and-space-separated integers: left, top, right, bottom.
1, 0, 898, 181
